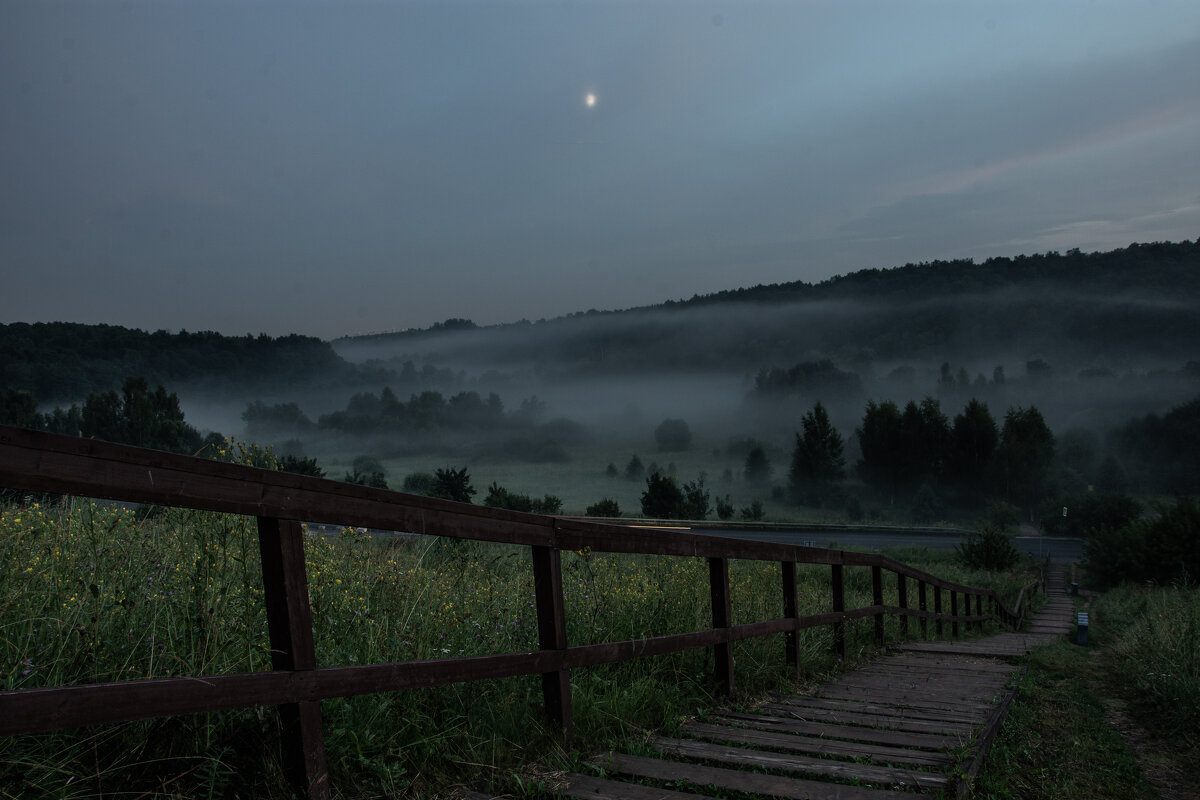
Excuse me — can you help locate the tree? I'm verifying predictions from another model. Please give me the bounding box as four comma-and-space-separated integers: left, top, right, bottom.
743, 445, 771, 485
279, 455, 324, 478
948, 399, 998, 504
641, 472, 685, 519
0, 388, 41, 428
344, 455, 387, 489
654, 418, 692, 452
586, 498, 621, 517
430, 466, 476, 503
856, 400, 904, 498
79, 377, 203, 454
790, 402, 845, 502
996, 406, 1056, 512
679, 476, 710, 520
484, 482, 562, 514
625, 454, 645, 482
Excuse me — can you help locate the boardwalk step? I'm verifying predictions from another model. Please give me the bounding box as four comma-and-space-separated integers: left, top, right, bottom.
590, 752, 917, 800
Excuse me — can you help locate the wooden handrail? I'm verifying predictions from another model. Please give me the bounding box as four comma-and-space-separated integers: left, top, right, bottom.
0, 425, 1025, 799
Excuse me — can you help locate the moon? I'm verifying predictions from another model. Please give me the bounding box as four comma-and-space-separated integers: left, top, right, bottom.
585, 92, 596, 108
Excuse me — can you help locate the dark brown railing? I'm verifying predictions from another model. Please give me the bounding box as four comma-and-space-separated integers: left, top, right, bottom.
0, 425, 1028, 800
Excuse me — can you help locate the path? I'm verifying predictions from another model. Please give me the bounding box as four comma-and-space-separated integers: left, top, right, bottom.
522, 566, 1075, 800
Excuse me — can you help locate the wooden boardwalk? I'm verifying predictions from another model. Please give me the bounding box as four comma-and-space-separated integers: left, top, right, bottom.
535, 565, 1074, 800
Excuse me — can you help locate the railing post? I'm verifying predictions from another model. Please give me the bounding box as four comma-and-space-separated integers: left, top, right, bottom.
257, 517, 329, 800
897, 573, 908, 639
782, 561, 800, 672
872, 565, 884, 647
532, 545, 572, 744
709, 557, 734, 694
831, 564, 846, 660
951, 591, 960, 637
934, 586, 943, 636
975, 594, 984, 632
918, 580, 928, 638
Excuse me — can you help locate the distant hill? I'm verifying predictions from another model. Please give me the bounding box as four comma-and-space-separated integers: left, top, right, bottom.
7, 240, 1198, 405
335, 240, 1200, 374
0, 323, 351, 403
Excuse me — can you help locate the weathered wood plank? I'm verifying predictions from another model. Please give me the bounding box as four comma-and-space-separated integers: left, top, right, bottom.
710, 711, 960, 750
597, 752, 917, 800
681, 722, 955, 767
650, 737, 948, 791
773, 695, 989, 723
562, 773, 724, 800
759, 703, 977, 734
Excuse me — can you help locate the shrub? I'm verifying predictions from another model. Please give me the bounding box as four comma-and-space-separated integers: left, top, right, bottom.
585, 498, 621, 517
957, 526, 1020, 571
1041, 492, 1141, 538
654, 418, 692, 452
1084, 496, 1200, 588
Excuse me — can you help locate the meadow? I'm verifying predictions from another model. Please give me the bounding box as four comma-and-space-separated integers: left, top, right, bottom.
1, 495, 1032, 798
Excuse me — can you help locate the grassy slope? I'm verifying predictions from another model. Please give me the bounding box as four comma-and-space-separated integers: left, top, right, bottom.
974, 586, 1200, 799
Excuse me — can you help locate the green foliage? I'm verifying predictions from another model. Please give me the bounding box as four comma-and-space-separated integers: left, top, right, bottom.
344, 455, 388, 489
1100, 584, 1200, 739
957, 525, 1021, 571
949, 398, 998, 504
1040, 493, 1141, 538
753, 359, 863, 402
430, 466, 476, 503
400, 472, 437, 494
910, 483, 942, 524
0, 387, 41, 428
996, 405, 1056, 510
739, 500, 765, 521
1084, 497, 1200, 588
242, 400, 315, 436
278, 454, 324, 478
714, 494, 734, 520
624, 454, 645, 482
653, 418, 692, 452
789, 402, 845, 504
1112, 396, 1200, 493
584, 498, 621, 517
483, 482, 563, 515
640, 472, 684, 519
986, 500, 1021, 531
743, 445, 771, 485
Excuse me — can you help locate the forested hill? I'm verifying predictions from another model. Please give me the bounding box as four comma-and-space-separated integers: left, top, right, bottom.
335, 240, 1200, 373
0, 323, 350, 402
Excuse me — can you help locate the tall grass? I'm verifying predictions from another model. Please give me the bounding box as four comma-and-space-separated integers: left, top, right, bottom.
0, 498, 1031, 798
1095, 584, 1200, 742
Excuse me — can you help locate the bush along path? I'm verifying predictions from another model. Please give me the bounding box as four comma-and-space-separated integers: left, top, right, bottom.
462, 567, 1074, 800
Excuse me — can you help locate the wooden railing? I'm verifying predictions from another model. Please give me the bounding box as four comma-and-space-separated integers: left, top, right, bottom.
0, 425, 1026, 800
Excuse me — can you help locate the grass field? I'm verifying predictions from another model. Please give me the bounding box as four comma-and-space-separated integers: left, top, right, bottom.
1, 496, 1029, 799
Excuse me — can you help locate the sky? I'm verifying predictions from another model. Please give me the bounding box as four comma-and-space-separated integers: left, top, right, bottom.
2, 1, 1199, 341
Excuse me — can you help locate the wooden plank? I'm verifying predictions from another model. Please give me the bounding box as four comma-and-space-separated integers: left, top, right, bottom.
563, 773, 725, 800
681, 722, 955, 767
831, 564, 846, 660
782, 561, 799, 670
533, 545, 572, 744
711, 711, 960, 750
709, 557, 734, 694
257, 517, 328, 800
872, 565, 885, 646
759, 703, 976, 735
953, 668, 1025, 799
774, 699, 986, 727
598, 752, 917, 800
650, 738, 949, 791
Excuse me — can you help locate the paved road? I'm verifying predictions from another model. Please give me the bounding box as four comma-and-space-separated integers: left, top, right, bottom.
689, 527, 1084, 562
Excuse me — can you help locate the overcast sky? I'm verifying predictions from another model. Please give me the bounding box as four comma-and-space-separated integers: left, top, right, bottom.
3, 1, 1198, 340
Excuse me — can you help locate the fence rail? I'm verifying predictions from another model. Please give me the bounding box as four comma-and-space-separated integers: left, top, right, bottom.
0, 425, 1029, 800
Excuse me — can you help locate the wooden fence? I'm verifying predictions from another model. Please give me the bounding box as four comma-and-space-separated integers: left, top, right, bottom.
0, 425, 1030, 800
